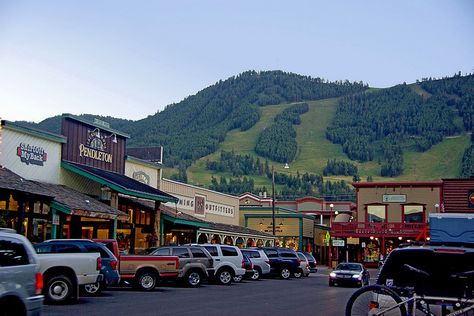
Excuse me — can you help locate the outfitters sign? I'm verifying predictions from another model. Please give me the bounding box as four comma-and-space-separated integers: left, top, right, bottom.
17, 143, 47, 166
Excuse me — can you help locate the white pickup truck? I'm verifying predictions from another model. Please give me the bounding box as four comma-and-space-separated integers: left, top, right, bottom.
37, 252, 103, 304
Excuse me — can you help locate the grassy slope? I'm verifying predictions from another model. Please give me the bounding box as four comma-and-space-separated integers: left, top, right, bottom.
184, 96, 470, 189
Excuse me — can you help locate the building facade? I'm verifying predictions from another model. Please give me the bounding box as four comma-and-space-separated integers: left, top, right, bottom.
331, 181, 442, 267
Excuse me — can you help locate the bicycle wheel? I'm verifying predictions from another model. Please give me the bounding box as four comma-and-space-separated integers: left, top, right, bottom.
345, 285, 408, 316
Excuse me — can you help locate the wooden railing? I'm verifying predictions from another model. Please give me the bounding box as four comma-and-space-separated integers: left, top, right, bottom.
331, 222, 427, 237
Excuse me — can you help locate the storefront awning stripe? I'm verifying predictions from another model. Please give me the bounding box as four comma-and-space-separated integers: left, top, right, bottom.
61, 161, 178, 203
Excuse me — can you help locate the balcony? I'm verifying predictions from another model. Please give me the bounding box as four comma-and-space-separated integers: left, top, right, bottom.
331, 222, 428, 237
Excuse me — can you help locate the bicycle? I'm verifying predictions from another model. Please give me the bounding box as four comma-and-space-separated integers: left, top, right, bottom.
345, 264, 474, 316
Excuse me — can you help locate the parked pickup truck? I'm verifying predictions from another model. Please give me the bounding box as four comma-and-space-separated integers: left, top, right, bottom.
95, 239, 180, 291
37, 252, 102, 304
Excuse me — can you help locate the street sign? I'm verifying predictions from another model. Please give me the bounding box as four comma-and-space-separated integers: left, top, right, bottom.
325, 231, 330, 246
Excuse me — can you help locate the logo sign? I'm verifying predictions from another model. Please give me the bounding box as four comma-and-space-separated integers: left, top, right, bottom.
17, 143, 47, 166
347, 237, 360, 245
132, 171, 150, 185
469, 190, 474, 209
195, 196, 205, 215
79, 129, 113, 163
383, 194, 406, 203
332, 239, 345, 247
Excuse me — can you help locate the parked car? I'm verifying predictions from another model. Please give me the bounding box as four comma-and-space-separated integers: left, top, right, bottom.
241, 248, 271, 280
302, 252, 318, 273
0, 228, 43, 315
329, 262, 369, 287
188, 244, 246, 285
296, 252, 311, 277
95, 239, 180, 291
260, 247, 302, 279
36, 248, 102, 304
233, 254, 254, 282
149, 246, 213, 287
34, 239, 120, 296
377, 243, 474, 297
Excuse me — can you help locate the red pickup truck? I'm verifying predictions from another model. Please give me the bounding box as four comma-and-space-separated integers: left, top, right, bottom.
95, 239, 179, 291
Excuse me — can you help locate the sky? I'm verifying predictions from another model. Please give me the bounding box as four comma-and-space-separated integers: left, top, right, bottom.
0, 1, 473, 123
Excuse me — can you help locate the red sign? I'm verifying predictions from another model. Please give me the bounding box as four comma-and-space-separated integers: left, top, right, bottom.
17, 143, 47, 166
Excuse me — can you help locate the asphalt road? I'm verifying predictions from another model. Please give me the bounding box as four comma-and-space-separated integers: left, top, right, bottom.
42, 267, 380, 316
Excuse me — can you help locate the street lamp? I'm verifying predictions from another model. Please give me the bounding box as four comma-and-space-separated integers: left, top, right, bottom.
272, 165, 276, 244
329, 203, 334, 227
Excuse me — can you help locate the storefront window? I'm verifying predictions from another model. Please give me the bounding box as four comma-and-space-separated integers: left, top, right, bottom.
364, 240, 380, 262
403, 205, 424, 223
367, 205, 386, 222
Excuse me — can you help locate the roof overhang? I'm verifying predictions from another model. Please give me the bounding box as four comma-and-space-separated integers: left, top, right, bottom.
62, 161, 178, 203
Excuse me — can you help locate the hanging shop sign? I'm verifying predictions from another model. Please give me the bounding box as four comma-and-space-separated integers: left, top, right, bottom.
17, 143, 47, 166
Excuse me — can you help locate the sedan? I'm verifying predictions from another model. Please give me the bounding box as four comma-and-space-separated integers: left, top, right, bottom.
328, 262, 369, 287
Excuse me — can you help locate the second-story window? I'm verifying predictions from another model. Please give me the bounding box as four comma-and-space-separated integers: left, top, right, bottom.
403, 205, 424, 223
367, 205, 386, 222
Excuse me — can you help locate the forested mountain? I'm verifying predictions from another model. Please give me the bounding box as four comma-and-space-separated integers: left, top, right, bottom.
17, 70, 367, 168
14, 71, 474, 199
326, 74, 473, 176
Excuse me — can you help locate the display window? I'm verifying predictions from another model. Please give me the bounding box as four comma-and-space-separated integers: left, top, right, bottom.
403, 205, 424, 223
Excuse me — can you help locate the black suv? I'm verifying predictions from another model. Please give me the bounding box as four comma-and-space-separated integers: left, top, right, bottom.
34, 239, 120, 295
259, 247, 302, 279
377, 243, 474, 297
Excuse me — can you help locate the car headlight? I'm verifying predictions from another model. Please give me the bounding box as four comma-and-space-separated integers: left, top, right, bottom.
329, 272, 337, 278
352, 274, 362, 280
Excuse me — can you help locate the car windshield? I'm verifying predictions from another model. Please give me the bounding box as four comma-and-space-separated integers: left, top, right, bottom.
336, 263, 362, 271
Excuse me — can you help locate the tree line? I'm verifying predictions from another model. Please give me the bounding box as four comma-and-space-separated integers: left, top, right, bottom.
326, 75, 473, 176
255, 103, 309, 163
206, 150, 355, 201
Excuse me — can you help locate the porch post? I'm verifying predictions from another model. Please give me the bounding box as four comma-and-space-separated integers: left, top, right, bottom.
51, 207, 57, 239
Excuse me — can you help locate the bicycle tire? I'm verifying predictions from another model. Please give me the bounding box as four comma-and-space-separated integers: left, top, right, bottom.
345, 284, 408, 316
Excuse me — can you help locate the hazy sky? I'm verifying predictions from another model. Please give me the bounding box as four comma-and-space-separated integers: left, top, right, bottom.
0, 1, 473, 123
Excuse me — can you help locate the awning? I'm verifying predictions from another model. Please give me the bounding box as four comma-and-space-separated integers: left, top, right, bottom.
62, 161, 178, 203
33, 182, 129, 221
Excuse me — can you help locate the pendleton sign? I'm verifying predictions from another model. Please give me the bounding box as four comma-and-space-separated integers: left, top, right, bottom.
61, 115, 128, 173
79, 143, 113, 163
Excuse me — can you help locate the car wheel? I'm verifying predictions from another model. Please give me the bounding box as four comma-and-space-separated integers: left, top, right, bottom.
251, 269, 260, 281
185, 270, 202, 287
136, 271, 158, 291
293, 270, 303, 278
280, 267, 291, 279
233, 275, 243, 283
217, 269, 233, 285
82, 281, 103, 295
45, 274, 73, 304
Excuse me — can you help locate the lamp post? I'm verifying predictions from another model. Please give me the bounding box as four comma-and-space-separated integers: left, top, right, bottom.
271, 165, 276, 245
329, 203, 334, 227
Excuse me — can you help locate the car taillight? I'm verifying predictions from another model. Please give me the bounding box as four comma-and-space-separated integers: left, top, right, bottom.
110, 259, 118, 270
242, 259, 245, 268
265, 260, 270, 265
176, 259, 179, 269
209, 258, 214, 266
35, 272, 43, 295
96, 257, 102, 270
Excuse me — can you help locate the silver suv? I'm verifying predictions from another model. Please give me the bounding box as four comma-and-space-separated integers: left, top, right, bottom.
150, 246, 213, 287
241, 249, 271, 280
0, 228, 43, 315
